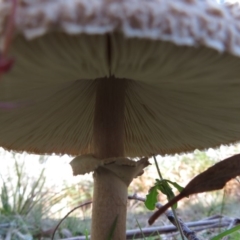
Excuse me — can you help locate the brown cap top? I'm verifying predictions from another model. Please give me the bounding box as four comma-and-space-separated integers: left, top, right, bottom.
1, 0, 240, 157
1, 0, 240, 54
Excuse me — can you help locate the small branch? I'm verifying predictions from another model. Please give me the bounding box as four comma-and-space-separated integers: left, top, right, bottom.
222, 218, 240, 240
51, 201, 92, 240
129, 194, 199, 240
0, 223, 16, 228
59, 218, 231, 240
30, 195, 238, 240
125, 219, 229, 239
153, 155, 185, 239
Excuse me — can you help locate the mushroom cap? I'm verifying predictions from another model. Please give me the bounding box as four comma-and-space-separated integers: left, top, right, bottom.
1, 0, 240, 157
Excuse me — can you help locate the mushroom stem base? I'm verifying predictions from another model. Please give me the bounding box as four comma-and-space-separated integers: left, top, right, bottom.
91, 167, 127, 240
70, 155, 149, 240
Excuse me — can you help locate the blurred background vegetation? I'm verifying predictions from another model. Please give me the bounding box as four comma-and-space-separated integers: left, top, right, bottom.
0, 144, 240, 239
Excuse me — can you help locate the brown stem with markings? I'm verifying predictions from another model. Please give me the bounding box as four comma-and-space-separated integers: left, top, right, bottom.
91, 77, 128, 240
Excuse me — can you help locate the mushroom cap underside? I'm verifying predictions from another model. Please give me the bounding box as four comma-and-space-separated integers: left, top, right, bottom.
0, 33, 240, 157
1, 0, 240, 157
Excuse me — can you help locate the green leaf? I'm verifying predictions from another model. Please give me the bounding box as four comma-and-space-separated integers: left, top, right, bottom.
156, 180, 177, 209
211, 225, 240, 240
145, 186, 158, 210
135, 219, 146, 240
145, 179, 184, 211
165, 180, 184, 193
0, 177, 12, 214
107, 215, 118, 240
85, 229, 89, 240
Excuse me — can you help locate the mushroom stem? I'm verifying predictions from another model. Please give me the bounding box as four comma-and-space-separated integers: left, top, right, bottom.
91, 168, 128, 240
93, 77, 126, 158
91, 77, 127, 239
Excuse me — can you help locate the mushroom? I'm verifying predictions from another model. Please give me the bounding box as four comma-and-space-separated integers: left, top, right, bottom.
1, 0, 240, 239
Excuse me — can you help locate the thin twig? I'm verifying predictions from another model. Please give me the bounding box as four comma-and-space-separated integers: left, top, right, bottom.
129, 194, 199, 240
51, 195, 197, 240
59, 218, 231, 240
222, 218, 240, 240
51, 201, 92, 240
153, 155, 185, 240
49, 195, 237, 240
0, 223, 16, 228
